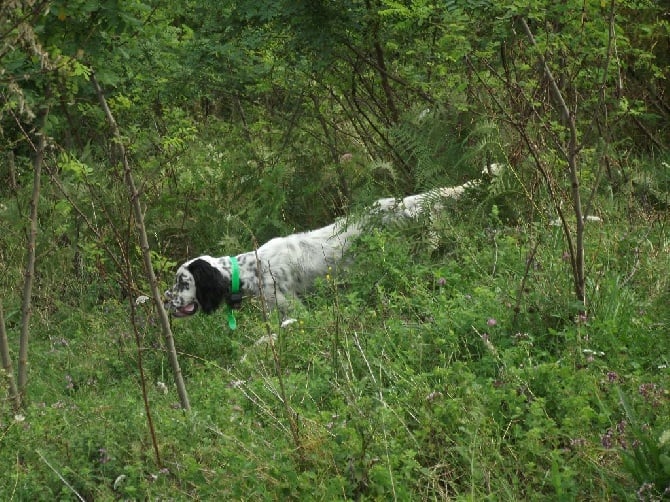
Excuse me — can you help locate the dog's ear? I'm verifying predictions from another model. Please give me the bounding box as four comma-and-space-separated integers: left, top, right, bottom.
187, 259, 230, 314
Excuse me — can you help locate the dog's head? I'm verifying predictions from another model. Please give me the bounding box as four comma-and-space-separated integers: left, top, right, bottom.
164, 257, 233, 317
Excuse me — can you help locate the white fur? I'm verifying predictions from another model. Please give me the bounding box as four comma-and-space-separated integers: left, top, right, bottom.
164, 165, 500, 317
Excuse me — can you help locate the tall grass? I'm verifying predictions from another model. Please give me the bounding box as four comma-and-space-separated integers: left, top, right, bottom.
2, 165, 667, 499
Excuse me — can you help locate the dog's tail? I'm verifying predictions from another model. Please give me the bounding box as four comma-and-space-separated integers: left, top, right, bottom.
435, 162, 502, 199
385, 163, 502, 219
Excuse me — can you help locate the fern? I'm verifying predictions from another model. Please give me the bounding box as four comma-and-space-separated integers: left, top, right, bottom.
390, 108, 505, 192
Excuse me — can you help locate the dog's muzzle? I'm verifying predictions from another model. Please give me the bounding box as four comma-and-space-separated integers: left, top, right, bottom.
164, 290, 199, 317
163, 289, 178, 312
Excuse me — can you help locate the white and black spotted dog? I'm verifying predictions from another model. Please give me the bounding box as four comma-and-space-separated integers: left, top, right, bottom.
164, 165, 500, 319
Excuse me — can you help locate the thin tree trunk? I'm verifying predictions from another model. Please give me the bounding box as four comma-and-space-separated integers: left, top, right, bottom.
90, 73, 191, 411
8, 150, 18, 192
17, 110, 48, 399
310, 94, 351, 205
519, 17, 586, 304
0, 299, 21, 411
364, 0, 399, 124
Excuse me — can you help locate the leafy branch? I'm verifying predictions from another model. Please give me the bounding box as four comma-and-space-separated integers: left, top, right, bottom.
517, 17, 586, 305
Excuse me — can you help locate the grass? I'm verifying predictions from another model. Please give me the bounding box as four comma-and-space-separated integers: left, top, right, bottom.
1, 183, 669, 500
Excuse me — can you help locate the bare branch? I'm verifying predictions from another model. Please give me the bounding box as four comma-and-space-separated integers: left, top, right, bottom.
519, 17, 586, 303
90, 72, 191, 416
0, 299, 21, 411
17, 107, 48, 399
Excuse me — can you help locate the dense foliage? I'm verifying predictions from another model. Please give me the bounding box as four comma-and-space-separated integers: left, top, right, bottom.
1, 0, 669, 499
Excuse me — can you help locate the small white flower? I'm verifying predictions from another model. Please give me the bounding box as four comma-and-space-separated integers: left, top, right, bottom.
135, 295, 150, 305
156, 381, 168, 394
14, 414, 25, 423
254, 333, 277, 346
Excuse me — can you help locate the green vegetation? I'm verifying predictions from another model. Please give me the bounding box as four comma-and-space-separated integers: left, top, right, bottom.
1, 0, 669, 499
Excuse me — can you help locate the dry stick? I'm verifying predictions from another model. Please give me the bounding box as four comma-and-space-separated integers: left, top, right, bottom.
17, 108, 48, 400
584, 0, 619, 219
118, 199, 164, 467
0, 300, 21, 411
466, 55, 576, 268
346, 81, 412, 178
90, 73, 190, 411
89, 79, 165, 467
310, 93, 351, 203
364, 0, 399, 125
512, 237, 542, 325
341, 40, 436, 105
519, 17, 586, 304
466, 52, 586, 315
49, 155, 163, 464
36, 450, 86, 502
127, 288, 163, 467
7, 151, 17, 192
44, 164, 127, 278
255, 251, 306, 466
235, 218, 305, 465
491, 51, 580, 301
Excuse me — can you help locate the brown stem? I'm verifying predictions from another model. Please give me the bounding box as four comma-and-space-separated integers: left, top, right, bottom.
512, 237, 542, 325
246, 227, 305, 467
90, 72, 190, 411
17, 107, 48, 399
342, 40, 436, 105
364, 0, 399, 124
0, 299, 21, 410
519, 17, 585, 304
7, 151, 18, 193
310, 94, 351, 204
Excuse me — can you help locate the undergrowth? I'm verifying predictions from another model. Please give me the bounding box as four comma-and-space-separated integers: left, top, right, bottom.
1, 172, 669, 501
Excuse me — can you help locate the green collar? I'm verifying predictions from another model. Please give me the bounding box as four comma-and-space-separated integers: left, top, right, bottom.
230, 255, 240, 296
227, 256, 241, 330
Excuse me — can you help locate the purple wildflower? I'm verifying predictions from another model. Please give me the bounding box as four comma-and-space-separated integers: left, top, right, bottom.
601, 428, 614, 449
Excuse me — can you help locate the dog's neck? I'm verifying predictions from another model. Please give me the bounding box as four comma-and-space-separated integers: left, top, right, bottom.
228, 252, 262, 297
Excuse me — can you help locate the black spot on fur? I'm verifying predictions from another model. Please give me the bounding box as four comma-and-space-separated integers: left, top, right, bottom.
187, 259, 230, 314
176, 273, 190, 291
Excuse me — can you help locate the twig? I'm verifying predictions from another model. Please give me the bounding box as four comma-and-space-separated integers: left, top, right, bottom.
36, 450, 86, 502
90, 71, 190, 412
512, 237, 542, 325
352, 330, 398, 501
518, 17, 586, 304
0, 299, 20, 410
17, 105, 49, 400
264, 263, 305, 465
234, 219, 305, 465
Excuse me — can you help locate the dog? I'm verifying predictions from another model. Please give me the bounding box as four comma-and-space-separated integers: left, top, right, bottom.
164, 165, 500, 319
